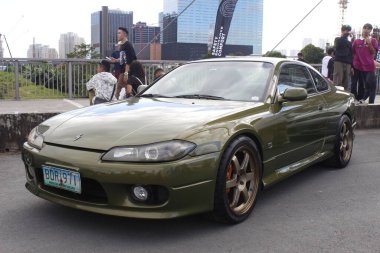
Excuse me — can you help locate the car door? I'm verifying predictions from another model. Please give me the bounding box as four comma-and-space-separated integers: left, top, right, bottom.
270, 63, 327, 167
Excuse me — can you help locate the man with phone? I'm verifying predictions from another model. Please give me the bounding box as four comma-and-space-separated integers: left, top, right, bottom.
352, 23, 379, 104
333, 25, 353, 91
109, 27, 137, 98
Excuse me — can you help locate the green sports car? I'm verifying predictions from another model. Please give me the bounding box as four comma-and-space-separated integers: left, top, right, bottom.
22, 57, 356, 224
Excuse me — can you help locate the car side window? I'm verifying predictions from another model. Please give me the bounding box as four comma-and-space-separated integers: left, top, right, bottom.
309, 68, 329, 92
278, 64, 317, 95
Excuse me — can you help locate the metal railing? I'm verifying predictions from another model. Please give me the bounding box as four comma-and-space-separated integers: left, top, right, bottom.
0, 58, 184, 100
0, 58, 379, 100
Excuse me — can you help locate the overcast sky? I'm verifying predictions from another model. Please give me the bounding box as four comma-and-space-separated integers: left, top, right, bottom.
0, 0, 378, 58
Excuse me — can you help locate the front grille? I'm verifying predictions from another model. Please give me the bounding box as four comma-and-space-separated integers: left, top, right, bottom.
35, 168, 108, 204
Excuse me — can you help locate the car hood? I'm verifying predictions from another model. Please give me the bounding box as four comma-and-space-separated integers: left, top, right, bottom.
42, 97, 263, 150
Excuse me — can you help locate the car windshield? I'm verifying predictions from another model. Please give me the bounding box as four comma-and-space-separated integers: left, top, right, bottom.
141, 61, 273, 102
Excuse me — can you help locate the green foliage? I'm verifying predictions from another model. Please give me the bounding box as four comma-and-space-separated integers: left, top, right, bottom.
0, 71, 66, 99
66, 43, 101, 59
263, 51, 287, 58
300, 44, 325, 64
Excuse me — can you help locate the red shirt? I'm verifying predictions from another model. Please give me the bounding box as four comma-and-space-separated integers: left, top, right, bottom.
352, 38, 378, 72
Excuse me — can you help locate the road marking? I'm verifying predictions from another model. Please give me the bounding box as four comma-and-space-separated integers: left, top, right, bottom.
63, 99, 84, 108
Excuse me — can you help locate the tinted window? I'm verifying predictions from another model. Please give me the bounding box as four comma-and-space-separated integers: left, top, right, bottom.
278, 64, 317, 95
309, 68, 329, 92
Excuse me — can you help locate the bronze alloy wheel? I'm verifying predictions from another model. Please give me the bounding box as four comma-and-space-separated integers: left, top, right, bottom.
213, 136, 262, 224
339, 120, 353, 163
325, 115, 354, 168
226, 146, 260, 216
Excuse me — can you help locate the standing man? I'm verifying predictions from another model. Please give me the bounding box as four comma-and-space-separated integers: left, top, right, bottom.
333, 25, 353, 90
322, 47, 335, 78
110, 27, 137, 91
352, 23, 379, 104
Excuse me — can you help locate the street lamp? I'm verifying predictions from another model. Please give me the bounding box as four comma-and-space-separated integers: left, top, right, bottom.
0, 33, 13, 58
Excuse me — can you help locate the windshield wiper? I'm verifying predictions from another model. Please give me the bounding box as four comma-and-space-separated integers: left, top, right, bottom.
139, 94, 173, 98
174, 94, 226, 100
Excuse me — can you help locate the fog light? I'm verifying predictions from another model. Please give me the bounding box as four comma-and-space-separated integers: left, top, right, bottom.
132, 186, 149, 201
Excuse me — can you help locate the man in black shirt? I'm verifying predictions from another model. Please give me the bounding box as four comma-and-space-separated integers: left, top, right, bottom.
333, 25, 353, 90
110, 27, 137, 87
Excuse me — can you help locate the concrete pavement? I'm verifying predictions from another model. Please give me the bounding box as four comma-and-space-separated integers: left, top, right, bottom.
0, 99, 89, 114
0, 130, 380, 252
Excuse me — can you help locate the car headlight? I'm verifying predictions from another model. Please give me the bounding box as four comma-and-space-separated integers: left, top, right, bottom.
102, 140, 196, 162
27, 127, 44, 150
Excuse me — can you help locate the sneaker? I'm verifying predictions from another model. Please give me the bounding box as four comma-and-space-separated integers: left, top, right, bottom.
359, 99, 367, 104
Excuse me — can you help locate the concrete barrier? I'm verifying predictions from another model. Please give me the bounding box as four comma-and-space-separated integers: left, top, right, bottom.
1, 105, 380, 152
355, 104, 380, 129
0, 113, 58, 152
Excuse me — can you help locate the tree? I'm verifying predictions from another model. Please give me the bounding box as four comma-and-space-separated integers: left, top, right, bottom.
263, 51, 287, 58
300, 44, 324, 64
66, 43, 101, 59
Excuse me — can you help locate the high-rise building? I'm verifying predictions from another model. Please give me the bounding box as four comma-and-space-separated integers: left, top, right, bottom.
132, 22, 160, 60
27, 44, 58, 59
161, 0, 263, 60
133, 22, 160, 45
59, 32, 85, 58
162, 14, 178, 44
91, 6, 133, 57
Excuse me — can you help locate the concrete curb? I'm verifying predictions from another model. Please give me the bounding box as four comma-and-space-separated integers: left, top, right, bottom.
1, 105, 380, 152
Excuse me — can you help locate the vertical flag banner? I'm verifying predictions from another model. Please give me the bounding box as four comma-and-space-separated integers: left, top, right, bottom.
211, 0, 239, 57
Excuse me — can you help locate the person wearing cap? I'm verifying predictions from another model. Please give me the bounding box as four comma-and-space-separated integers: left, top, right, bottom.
352, 23, 379, 104
333, 25, 353, 90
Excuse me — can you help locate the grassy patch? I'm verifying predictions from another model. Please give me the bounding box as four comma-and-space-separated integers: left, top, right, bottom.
0, 71, 67, 99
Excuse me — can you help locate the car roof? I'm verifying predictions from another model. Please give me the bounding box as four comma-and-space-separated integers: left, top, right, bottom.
190, 56, 292, 65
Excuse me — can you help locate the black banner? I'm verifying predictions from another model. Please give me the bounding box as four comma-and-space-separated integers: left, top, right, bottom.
211, 0, 239, 57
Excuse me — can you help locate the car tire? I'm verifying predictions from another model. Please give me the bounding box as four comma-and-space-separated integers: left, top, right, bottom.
212, 136, 262, 224
325, 115, 354, 168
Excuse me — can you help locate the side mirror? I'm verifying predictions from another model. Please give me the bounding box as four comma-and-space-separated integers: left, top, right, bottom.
278, 87, 307, 103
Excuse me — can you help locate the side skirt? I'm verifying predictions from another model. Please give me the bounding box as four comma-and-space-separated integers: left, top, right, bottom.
262, 151, 332, 188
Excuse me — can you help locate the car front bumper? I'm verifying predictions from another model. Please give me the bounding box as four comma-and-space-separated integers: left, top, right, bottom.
22, 142, 220, 219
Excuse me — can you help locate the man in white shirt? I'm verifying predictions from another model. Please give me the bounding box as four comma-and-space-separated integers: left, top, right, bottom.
321, 47, 335, 78
86, 60, 117, 105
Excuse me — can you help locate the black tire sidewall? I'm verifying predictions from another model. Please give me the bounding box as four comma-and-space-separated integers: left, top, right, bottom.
335, 115, 353, 167
214, 136, 262, 224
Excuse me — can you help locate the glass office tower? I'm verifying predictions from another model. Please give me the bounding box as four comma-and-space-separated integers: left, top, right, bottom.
91, 6, 134, 57
163, 0, 263, 55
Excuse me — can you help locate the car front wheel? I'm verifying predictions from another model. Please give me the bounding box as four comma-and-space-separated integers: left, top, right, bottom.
325, 115, 354, 168
213, 136, 262, 224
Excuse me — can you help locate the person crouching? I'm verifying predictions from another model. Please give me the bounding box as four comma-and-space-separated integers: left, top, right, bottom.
86, 60, 117, 105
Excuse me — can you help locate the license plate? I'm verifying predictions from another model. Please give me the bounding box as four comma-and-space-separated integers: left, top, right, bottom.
42, 165, 81, 194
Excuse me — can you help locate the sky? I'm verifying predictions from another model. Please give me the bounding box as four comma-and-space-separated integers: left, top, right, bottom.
0, 0, 378, 58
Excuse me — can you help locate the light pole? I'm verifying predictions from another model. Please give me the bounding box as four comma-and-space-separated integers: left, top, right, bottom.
0, 33, 13, 58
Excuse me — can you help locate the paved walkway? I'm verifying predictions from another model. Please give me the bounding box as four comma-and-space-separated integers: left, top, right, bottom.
0, 95, 379, 114
0, 99, 89, 114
